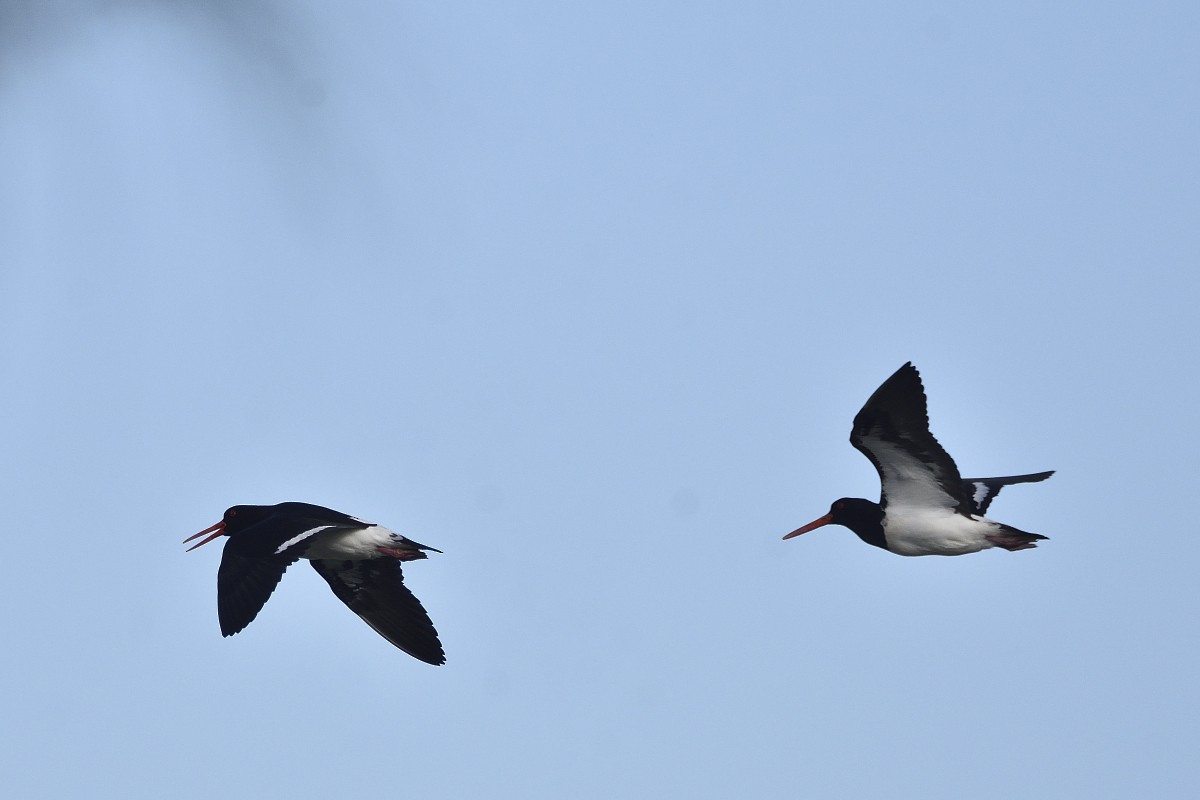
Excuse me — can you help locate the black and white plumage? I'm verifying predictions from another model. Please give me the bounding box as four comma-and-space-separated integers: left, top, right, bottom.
184, 502, 445, 665
783, 363, 1053, 556
961, 472, 1055, 517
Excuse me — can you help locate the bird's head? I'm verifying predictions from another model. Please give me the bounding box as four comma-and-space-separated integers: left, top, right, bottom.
782, 498, 882, 540
182, 505, 270, 551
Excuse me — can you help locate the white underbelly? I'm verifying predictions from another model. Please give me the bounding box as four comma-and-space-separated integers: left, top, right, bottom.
302, 525, 395, 560
884, 510, 996, 557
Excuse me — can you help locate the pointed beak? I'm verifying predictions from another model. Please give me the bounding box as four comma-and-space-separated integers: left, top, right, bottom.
183, 520, 226, 552
783, 513, 832, 540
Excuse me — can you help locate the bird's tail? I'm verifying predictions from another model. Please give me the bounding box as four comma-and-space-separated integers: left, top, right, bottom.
381, 536, 442, 561
986, 523, 1048, 552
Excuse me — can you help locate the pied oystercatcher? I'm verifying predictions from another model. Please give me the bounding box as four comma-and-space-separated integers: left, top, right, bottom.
185, 502, 445, 664
783, 363, 1053, 556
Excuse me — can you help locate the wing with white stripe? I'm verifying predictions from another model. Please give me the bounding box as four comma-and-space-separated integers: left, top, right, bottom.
213, 505, 369, 636
961, 471, 1055, 515
850, 363, 971, 513
239, 505, 370, 558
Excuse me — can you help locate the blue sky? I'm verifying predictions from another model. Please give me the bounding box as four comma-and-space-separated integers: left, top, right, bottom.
2, 2, 1198, 798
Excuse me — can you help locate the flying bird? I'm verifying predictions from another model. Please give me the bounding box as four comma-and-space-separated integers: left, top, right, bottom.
783, 363, 1053, 556
184, 502, 445, 664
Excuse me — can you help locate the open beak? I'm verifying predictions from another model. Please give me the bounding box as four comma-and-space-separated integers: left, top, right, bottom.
782, 513, 832, 540
183, 520, 226, 551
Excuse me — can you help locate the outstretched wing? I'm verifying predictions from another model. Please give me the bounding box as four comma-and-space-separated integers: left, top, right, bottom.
214, 504, 368, 637
216, 545, 301, 637
310, 559, 446, 666
850, 363, 971, 514
961, 470, 1055, 515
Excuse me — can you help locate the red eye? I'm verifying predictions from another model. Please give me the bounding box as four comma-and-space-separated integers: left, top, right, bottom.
227, 509, 238, 518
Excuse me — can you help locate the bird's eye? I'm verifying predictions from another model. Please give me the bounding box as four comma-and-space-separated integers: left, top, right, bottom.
834, 501, 844, 510
227, 509, 238, 518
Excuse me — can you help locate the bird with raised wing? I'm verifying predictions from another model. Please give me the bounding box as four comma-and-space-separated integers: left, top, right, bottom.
784, 363, 1053, 556
185, 502, 445, 664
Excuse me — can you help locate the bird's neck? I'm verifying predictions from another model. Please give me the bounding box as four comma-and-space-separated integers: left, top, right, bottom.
839, 501, 887, 551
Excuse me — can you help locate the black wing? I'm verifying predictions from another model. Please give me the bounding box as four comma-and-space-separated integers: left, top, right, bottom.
272, 502, 370, 527
216, 543, 301, 637
850, 363, 972, 514
213, 505, 368, 637
310, 559, 446, 666
961, 470, 1055, 515
245, 504, 370, 558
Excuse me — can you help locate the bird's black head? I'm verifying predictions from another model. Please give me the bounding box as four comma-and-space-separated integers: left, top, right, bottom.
220, 505, 279, 533
827, 498, 883, 530
182, 505, 274, 551
783, 497, 886, 550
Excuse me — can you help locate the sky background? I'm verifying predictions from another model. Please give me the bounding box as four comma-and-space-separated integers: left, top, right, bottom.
2, 1, 1198, 798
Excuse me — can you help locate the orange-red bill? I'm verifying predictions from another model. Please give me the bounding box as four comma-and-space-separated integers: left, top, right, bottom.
183, 521, 225, 552
782, 513, 832, 540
